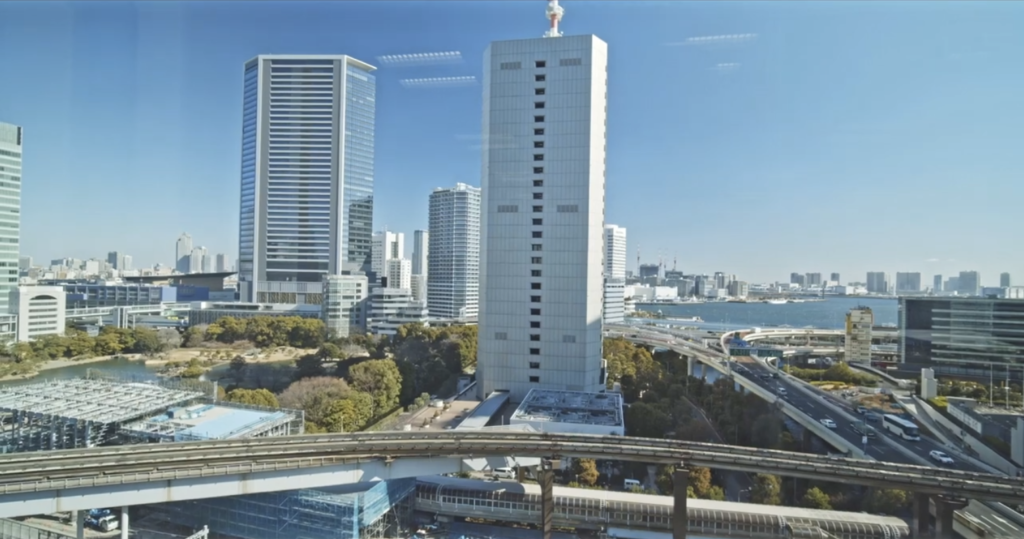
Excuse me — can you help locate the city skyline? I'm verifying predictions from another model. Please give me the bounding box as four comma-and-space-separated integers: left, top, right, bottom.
1, 2, 1023, 282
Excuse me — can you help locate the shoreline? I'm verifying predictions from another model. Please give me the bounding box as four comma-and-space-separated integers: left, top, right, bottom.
0, 346, 314, 383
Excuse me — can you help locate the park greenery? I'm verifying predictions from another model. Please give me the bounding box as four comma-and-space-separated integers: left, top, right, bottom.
784, 362, 877, 387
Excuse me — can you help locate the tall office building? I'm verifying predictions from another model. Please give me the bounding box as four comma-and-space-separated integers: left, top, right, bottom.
958, 271, 981, 296
107, 251, 126, 271
805, 273, 822, 287
237, 55, 376, 304
427, 183, 481, 321
386, 258, 412, 291
895, 272, 921, 293
603, 225, 626, 280
215, 253, 231, 273
412, 230, 429, 276
1001, 272, 1011, 288
866, 272, 888, 294
0, 123, 21, 314
175, 233, 192, 274
790, 273, 806, 287
476, 8, 608, 400
371, 230, 404, 279
830, 272, 840, 283
190, 246, 209, 274
933, 274, 942, 293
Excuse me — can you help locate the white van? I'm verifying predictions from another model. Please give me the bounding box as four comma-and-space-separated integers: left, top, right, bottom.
623, 478, 641, 490
493, 467, 515, 479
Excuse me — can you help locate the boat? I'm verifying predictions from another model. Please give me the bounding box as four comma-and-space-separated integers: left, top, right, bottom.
667, 316, 703, 323
762, 299, 787, 305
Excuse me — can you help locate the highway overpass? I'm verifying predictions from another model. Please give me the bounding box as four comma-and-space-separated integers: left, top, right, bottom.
608, 324, 1024, 539
0, 431, 1022, 539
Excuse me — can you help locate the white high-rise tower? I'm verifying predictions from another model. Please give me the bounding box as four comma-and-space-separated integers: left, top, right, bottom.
603, 225, 626, 280
477, 2, 608, 400
0, 123, 21, 314
428, 184, 481, 320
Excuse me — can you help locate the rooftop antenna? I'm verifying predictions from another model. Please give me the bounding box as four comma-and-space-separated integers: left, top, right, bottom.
636, 246, 641, 273
543, 0, 565, 38
673, 254, 678, 271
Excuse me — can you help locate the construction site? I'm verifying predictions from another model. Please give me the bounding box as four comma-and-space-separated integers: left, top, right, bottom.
152, 479, 417, 539
0, 372, 303, 453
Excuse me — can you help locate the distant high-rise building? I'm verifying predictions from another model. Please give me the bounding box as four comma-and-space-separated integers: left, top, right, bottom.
805, 273, 822, 287
412, 230, 429, 276
958, 271, 981, 296
0, 123, 20, 313
714, 272, 727, 290
371, 231, 404, 280
845, 307, 874, 363
790, 273, 806, 287
603, 225, 627, 280
1000, 272, 1011, 288
385, 258, 412, 291
215, 253, 230, 273
322, 274, 368, 338
428, 183, 481, 320
895, 272, 921, 293
106, 251, 128, 271
18, 256, 31, 271
866, 272, 888, 294
933, 274, 942, 293
477, 25, 608, 400
830, 272, 840, 283
175, 233, 193, 274
945, 276, 960, 293
190, 247, 209, 274
237, 55, 377, 304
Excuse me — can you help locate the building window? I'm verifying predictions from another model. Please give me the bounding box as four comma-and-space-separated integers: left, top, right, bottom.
533, 192, 543, 199
534, 102, 545, 109
533, 167, 544, 174
534, 128, 545, 136
559, 58, 583, 66
534, 141, 544, 149
535, 60, 546, 68
529, 362, 540, 369
531, 283, 542, 290
533, 179, 544, 187
557, 204, 579, 213
495, 332, 508, 340
531, 256, 542, 264
534, 115, 545, 123
536, 74, 546, 82
531, 270, 541, 277
500, 61, 522, 70
531, 308, 541, 315
530, 334, 540, 341
533, 218, 543, 225
531, 244, 542, 251
497, 205, 518, 213
532, 231, 542, 238
530, 295, 541, 303
532, 205, 543, 213
529, 348, 541, 355
529, 375, 540, 383
530, 321, 541, 328
535, 88, 546, 95
563, 335, 577, 343
533, 154, 544, 161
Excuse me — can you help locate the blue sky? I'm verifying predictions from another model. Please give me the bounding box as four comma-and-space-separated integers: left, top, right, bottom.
0, 1, 1022, 284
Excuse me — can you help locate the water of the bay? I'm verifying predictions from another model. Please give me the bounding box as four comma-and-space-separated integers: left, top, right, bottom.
636, 296, 898, 331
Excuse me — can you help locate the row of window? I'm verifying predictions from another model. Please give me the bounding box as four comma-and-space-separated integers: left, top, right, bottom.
498, 59, 583, 70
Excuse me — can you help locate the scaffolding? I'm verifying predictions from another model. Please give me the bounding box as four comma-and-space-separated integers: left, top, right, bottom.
152, 479, 416, 539
0, 373, 210, 453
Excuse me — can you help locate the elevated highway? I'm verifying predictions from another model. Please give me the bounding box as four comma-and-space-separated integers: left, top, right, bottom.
608, 324, 1024, 538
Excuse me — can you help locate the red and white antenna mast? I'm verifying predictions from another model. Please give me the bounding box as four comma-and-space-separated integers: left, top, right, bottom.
543, 0, 565, 38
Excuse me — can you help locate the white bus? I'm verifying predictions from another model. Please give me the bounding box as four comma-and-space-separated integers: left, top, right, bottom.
882, 414, 920, 441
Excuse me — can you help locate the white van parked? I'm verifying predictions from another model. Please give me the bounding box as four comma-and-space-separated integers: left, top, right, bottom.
493, 467, 516, 479
623, 478, 641, 490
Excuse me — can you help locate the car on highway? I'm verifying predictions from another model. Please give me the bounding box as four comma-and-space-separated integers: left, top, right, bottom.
856, 406, 868, 414
864, 412, 880, 422
776, 387, 787, 396
819, 418, 837, 429
929, 450, 955, 465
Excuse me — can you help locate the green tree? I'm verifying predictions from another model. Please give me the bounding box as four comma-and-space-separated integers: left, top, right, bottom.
863, 489, 911, 514
278, 377, 353, 428
750, 414, 782, 449
294, 353, 326, 379
624, 402, 669, 438
751, 474, 782, 505
129, 327, 165, 355
318, 343, 343, 360
180, 357, 205, 379
225, 388, 280, 408
181, 326, 206, 347
705, 486, 726, 501
347, 359, 402, 417
688, 467, 713, 498
571, 458, 600, 486
801, 487, 832, 510
320, 391, 375, 432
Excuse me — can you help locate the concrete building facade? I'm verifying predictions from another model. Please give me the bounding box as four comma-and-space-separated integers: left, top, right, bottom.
412, 230, 429, 277
175, 233, 193, 274
603, 224, 626, 280
12, 285, 66, 342
844, 307, 873, 363
427, 183, 481, 321
0, 123, 22, 314
237, 55, 377, 304
371, 230, 404, 280
477, 32, 609, 400
386, 258, 412, 291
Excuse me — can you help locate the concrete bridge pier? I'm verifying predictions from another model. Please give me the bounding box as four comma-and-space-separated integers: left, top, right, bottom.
539, 458, 559, 539
933, 496, 968, 539
912, 493, 930, 538
672, 464, 688, 539
120, 506, 129, 539
75, 510, 85, 539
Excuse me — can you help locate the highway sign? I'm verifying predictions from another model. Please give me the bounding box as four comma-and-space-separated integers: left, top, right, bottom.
729, 348, 751, 357
756, 348, 784, 358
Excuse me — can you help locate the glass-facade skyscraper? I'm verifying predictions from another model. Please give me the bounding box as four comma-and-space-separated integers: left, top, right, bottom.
238, 55, 376, 304
0, 123, 21, 314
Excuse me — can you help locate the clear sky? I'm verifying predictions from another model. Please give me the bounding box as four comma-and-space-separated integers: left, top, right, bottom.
0, 1, 1022, 284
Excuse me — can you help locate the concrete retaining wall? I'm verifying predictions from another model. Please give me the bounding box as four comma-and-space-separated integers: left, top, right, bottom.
912, 396, 1021, 476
